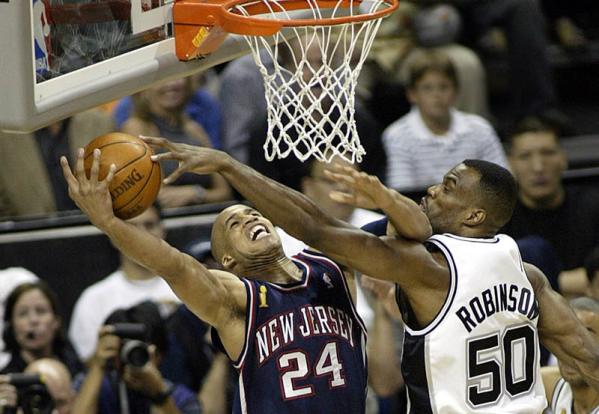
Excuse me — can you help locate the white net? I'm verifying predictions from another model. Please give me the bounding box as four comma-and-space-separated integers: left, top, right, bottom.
232, 0, 390, 163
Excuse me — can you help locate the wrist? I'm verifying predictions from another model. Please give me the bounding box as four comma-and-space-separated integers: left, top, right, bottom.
149, 382, 175, 406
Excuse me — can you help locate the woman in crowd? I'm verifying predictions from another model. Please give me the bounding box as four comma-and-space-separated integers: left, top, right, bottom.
1, 281, 82, 376
122, 77, 231, 208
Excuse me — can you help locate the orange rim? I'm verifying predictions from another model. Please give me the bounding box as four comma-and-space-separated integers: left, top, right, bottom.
217, 0, 398, 35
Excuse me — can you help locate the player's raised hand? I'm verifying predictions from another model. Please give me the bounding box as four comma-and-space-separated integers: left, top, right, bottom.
140, 135, 231, 184
60, 148, 117, 227
325, 165, 395, 210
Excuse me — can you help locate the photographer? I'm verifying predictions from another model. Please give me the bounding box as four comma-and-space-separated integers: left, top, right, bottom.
72, 302, 200, 414
0, 358, 73, 414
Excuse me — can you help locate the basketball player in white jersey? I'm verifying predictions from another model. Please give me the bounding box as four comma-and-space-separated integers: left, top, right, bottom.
143, 137, 599, 413
542, 297, 599, 414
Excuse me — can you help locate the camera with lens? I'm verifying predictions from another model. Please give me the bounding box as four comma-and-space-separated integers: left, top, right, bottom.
112, 323, 150, 368
5, 373, 53, 414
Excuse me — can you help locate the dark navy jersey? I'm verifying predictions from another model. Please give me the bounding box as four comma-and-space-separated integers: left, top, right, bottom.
213, 250, 367, 414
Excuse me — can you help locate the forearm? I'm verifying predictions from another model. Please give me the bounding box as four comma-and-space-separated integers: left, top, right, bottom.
198, 354, 229, 414
100, 217, 189, 281
220, 157, 337, 244
368, 302, 403, 396
71, 365, 103, 414
379, 191, 431, 242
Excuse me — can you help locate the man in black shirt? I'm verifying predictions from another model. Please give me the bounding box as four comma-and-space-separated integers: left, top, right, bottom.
502, 118, 599, 295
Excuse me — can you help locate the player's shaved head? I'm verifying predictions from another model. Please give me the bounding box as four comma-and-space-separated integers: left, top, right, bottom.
25, 358, 73, 414
211, 204, 242, 264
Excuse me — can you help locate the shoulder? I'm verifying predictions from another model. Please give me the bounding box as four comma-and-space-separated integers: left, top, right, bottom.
182, 119, 211, 147
523, 262, 548, 294
382, 114, 412, 140
75, 272, 123, 303
456, 111, 496, 135
567, 185, 599, 206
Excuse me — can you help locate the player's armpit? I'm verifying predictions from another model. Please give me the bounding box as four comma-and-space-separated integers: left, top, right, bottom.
527, 263, 599, 391
163, 257, 247, 330
540, 366, 561, 404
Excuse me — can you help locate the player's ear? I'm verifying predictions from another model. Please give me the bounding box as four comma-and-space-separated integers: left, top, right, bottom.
464, 208, 486, 227
221, 254, 236, 270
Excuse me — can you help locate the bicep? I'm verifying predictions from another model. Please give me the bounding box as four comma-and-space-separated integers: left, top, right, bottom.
165, 259, 246, 328
529, 264, 597, 366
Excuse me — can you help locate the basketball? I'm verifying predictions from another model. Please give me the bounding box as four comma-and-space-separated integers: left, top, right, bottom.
83, 132, 162, 220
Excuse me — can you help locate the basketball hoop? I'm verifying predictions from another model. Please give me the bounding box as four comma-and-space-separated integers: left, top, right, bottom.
174, 0, 398, 163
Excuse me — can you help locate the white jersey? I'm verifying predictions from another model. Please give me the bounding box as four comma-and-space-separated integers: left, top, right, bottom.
551, 378, 599, 414
397, 234, 546, 413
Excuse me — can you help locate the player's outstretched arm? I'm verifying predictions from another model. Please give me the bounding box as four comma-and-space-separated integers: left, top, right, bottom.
60, 149, 245, 331
142, 136, 444, 288
325, 165, 432, 242
526, 263, 599, 391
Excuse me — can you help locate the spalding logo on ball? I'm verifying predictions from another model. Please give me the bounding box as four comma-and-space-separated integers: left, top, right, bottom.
84, 133, 162, 220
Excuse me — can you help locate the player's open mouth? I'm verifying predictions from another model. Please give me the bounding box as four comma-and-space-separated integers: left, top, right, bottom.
250, 224, 270, 241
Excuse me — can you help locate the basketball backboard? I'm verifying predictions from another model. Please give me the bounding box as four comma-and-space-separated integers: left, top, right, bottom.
0, 0, 253, 133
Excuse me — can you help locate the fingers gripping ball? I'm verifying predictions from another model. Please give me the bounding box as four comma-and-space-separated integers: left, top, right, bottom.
84, 133, 162, 219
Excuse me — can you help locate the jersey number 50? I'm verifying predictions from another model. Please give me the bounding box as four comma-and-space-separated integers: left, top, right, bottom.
466, 325, 536, 407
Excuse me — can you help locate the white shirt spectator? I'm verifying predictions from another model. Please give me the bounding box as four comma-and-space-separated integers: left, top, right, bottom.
383, 107, 508, 191
0, 267, 39, 369
68, 270, 180, 361
276, 208, 383, 329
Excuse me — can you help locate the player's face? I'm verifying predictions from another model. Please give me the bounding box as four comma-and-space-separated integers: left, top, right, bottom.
11, 288, 60, 354
216, 205, 283, 269
558, 309, 599, 386
408, 70, 456, 122
421, 163, 480, 234
509, 132, 566, 205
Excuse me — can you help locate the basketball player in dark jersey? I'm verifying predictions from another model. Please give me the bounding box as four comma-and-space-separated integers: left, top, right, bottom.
61, 149, 375, 413
138, 137, 599, 413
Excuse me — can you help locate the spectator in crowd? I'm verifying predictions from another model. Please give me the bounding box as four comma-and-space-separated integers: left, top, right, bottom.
361, 1, 490, 127
122, 77, 231, 208
502, 117, 599, 296
27, 358, 75, 414
0, 268, 38, 370
451, 0, 565, 126
383, 50, 507, 192
72, 301, 201, 414
542, 297, 599, 413
540, 0, 598, 48
0, 358, 75, 414
69, 204, 180, 363
585, 248, 599, 300
247, 41, 386, 187
218, 51, 269, 165
221, 45, 386, 182
114, 73, 222, 149
1, 281, 82, 376
0, 109, 114, 219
